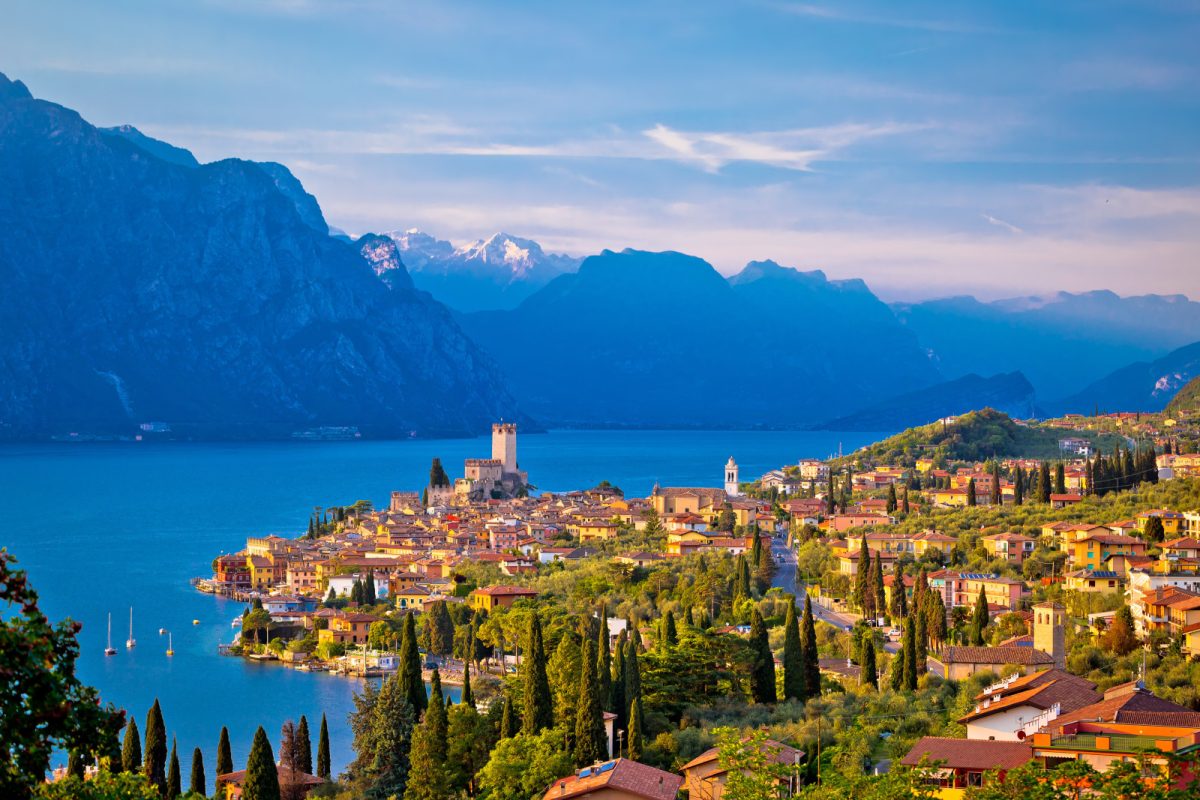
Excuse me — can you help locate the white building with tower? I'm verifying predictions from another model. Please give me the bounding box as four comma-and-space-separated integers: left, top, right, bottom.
724, 457, 740, 497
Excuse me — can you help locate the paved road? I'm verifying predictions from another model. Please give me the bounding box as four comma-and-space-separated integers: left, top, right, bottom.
771, 536, 900, 653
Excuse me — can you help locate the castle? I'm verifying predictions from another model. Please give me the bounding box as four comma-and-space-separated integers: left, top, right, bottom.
426, 423, 529, 503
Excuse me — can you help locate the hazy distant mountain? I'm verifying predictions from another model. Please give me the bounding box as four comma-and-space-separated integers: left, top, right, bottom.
814, 372, 1037, 431
0, 72, 522, 440
460, 250, 940, 428
1166, 374, 1200, 418
388, 229, 581, 311
99, 124, 199, 168
894, 291, 1200, 399
1051, 341, 1200, 415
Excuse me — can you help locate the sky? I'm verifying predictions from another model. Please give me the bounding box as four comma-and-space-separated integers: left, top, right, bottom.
3, 0, 1199, 300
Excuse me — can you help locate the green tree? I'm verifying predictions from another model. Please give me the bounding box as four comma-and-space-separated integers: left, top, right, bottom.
476, 728, 574, 800
188, 748, 205, 797
0, 554, 124, 800
887, 483, 898, 514
399, 613, 427, 716
347, 673, 415, 799
624, 637, 642, 721
427, 601, 455, 657
660, 611, 678, 648
595, 605, 612, 712
914, 606, 928, 684
143, 700, 167, 792
967, 477, 977, 506
122, 720, 142, 775
712, 728, 792, 800
243, 727, 280, 800
167, 738, 181, 800
781, 601, 804, 702
610, 632, 627, 734
522, 613, 554, 735
403, 710, 449, 800
861, 637, 878, 689
1144, 516, 1166, 543
427, 668, 449, 762
499, 693, 517, 739
295, 716, 312, 777
445, 704, 493, 798
748, 609, 777, 704
871, 555, 887, 624
627, 698, 644, 761
429, 458, 450, 488
33, 772, 161, 800
316, 715, 330, 781
971, 588, 989, 646
461, 658, 475, 708
801, 596, 821, 699
854, 538, 871, 613
1055, 462, 1066, 495
216, 727, 232, 781
902, 616, 917, 691
574, 637, 607, 766
1038, 462, 1052, 503
67, 751, 85, 780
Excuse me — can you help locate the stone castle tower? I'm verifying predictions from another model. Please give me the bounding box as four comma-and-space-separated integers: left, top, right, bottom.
725, 456, 740, 497
1033, 601, 1066, 669
492, 422, 518, 475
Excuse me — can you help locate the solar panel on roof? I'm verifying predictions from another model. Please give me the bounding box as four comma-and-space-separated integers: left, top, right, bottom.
580, 768, 592, 778
596, 762, 616, 773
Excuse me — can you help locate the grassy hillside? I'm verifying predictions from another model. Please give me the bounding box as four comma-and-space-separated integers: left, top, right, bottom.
1166, 375, 1200, 417
839, 408, 1121, 467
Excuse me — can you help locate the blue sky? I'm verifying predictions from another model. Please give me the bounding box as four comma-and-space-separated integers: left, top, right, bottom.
4, 0, 1198, 300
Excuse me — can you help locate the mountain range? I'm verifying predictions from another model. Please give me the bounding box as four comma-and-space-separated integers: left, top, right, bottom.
386, 229, 580, 312
457, 252, 941, 427
1051, 341, 1200, 415
0, 72, 521, 440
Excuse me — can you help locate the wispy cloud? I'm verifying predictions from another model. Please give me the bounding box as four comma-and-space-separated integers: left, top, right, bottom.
770, 2, 998, 34
981, 213, 1023, 234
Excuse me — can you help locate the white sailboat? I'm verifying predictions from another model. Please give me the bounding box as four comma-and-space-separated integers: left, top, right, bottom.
126, 607, 136, 649
104, 613, 117, 656
166, 631, 174, 657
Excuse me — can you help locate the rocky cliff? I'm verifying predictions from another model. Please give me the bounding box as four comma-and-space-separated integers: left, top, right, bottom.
0, 73, 523, 439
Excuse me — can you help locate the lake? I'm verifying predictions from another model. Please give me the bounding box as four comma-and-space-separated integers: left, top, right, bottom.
0, 428, 881, 775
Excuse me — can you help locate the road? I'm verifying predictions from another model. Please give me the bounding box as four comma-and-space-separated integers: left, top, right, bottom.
770, 536, 901, 654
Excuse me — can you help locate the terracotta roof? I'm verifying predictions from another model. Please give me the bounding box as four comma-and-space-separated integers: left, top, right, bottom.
218, 766, 323, 788
473, 585, 539, 597
900, 737, 1033, 770
1045, 685, 1200, 733
544, 759, 682, 800
681, 740, 804, 773
961, 671, 1100, 724
937, 646, 1055, 666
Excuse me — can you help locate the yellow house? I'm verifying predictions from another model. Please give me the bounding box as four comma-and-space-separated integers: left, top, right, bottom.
1137, 509, 1185, 536
930, 488, 970, 507
912, 530, 956, 558
467, 585, 539, 612
666, 531, 711, 556
1065, 534, 1147, 571
574, 521, 621, 541
1064, 569, 1121, 594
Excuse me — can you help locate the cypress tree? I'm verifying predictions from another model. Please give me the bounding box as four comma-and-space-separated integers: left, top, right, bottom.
1014, 466, 1024, 506
801, 596, 820, 699
427, 668, 448, 762
971, 588, 989, 646
661, 611, 678, 647
627, 697, 644, 761
624, 637, 641, 717
596, 605, 612, 711
684, 606, 695, 627
902, 487, 910, 515
854, 538, 871, 612
886, 483, 898, 514
871, 555, 886, 624
216, 726, 233, 780
522, 613, 553, 734
122, 718, 142, 774
144, 699, 167, 791
403, 710, 448, 800
574, 637, 607, 766
990, 462, 1001, 506
167, 738, 181, 799
365, 570, 377, 605
902, 616, 917, 691
317, 714, 330, 780
243, 726, 280, 800
499, 692, 517, 739
890, 633, 906, 691
461, 658, 475, 708
399, 612, 427, 715
782, 601, 804, 702
611, 631, 627, 734
966, 477, 977, 506
295, 715, 312, 776
914, 606, 928, 684
749, 609, 776, 704
861, 637, 877, 689
1038, 462, 1052, 503
189, 748, 206, 797
1055, 463, 1066, 495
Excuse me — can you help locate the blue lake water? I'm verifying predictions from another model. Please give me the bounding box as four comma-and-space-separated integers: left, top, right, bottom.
0, 428, 881, 776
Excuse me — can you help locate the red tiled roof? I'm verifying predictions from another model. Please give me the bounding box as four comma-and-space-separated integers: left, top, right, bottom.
937, 646, 1054, 666
900, 737, 1033, 770
544, 759, 682, 800
473, 585, 538, 597
1045, 685, 1200, 733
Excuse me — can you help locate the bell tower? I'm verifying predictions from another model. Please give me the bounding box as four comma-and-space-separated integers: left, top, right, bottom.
1033, 601, 1066, 670
725, 457, 740, 497
492, 422, 518, 475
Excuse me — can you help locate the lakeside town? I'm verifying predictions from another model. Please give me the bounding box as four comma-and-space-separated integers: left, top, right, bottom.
187, 402, 1200, 799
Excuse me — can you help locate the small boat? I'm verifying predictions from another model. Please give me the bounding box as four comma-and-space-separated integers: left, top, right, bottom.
230, 617, 242, 628
104, 613, 117, 656
166, 632, 174, 657
126, 607, 136, 649
192, 619, 200, 625
158, 627, 166, 635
